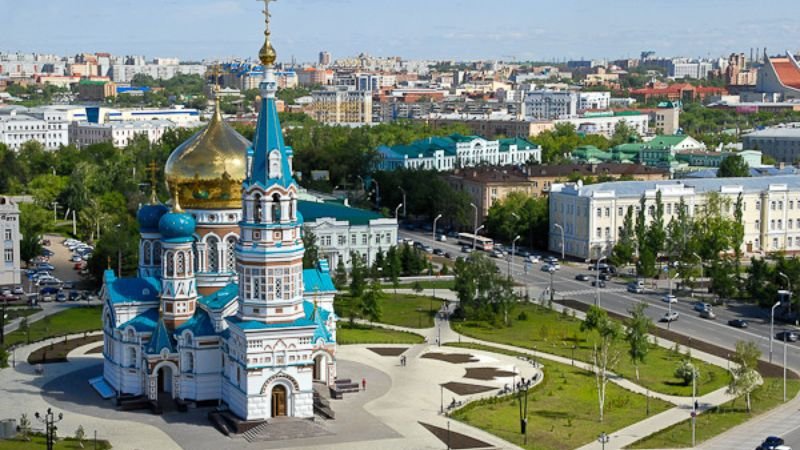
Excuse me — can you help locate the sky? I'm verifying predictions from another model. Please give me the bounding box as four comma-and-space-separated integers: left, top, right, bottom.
3, 0, 800, 63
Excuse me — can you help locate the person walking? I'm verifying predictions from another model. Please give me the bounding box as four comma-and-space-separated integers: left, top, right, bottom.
362, 378, 367, 391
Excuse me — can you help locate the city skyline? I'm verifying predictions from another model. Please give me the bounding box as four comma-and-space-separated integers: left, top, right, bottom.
3, 0, 800, 63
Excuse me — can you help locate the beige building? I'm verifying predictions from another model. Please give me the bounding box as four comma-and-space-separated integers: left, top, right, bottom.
549, 175, 800, 260
311, 87, 372, 125
447, 163, 669, 219
0, 196, 21, 287
418, 113, 555, 138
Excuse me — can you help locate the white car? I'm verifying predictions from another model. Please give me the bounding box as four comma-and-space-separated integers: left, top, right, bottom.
662, 294, 677, 304
437, 235, 447, 242
526, 255, 540, 264
661, 311, 679, 322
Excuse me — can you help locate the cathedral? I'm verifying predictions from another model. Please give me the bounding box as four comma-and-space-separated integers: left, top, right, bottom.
100, 5, 337, 421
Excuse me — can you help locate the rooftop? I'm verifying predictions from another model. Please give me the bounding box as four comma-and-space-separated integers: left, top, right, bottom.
298, 199, 384, 226
744, 127, 800, 138
562, 174, 800, 198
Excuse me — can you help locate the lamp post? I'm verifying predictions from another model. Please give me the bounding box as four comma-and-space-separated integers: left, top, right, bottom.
784, 330, 788, 402
509, 235, 521, 279
472, 224, 485, 251
598, 432, 610, 450
595, 255, 607, 307
668, 272, 679, 329
398, 187, 407, 218
692, 364, 697, 447
553, 223, 565, 260
35, 408, 63, 450
469, 202, 478, 237
779, 271, 792, 314
770, 301, 781, 363
433, 214, 443, 242
516, 374, 530, 445
372, 179, 380, 209
549, 266, 555, 304
394, 203, 403, 219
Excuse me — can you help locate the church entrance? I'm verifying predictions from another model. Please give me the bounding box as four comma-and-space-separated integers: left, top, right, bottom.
271, 385, 287, 417
157, 365, 173, 394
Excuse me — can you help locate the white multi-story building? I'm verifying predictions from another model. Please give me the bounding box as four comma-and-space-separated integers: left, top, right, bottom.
311, 87, 372, 125
0, 196, 21, 288
69, 120, 175, 148
578, 91, 611, 111
0, 107, 69, 151
671, 61, 713, 80
377, 135, 542, 171
556, 112, 649, 139
743, 126, 800, 163
549, 176, 800, 260
109, 63, 206, 83
523, 90, 578, 120
299, 200, 397, 270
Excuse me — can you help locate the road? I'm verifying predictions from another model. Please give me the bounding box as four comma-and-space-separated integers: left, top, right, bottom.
401, 229, 800, 372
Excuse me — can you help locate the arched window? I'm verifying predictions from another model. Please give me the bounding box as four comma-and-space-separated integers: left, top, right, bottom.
176, 252, 185, 276
253, 194, 263, 223
184, 352, 194, 373
288, 198, 294, 221
143, 241, 152, 265
193, 242, 200, 273
166, 251, 174, 277
272, 194, 281, 223
153, 241, 162, 264
127, 347, 137, 368
207, 236, 219, 273
269, 150, 281, 179
225, 236, 236, 272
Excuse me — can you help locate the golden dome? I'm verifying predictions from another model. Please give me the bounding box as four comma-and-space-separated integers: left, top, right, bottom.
165, 103, 251, 210
259, 39, 277, 66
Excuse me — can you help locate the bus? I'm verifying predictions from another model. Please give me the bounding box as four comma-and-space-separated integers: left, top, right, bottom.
457, 233, 494, 252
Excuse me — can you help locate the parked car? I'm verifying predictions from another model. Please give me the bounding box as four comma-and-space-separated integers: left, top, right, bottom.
545, 256, 558, 265
693, 302, 712, 312
550, 262, 561, 270
776, 330, 799, 342
68, 290, 81, 301
433, 248, 444, 256
461, 245, 472, 254
70, 254, 83, 263
662, 294, 677, 304
55, 292, 68, 302
39, 278, 62, 288
541, 264, 556, 273
443, 252, 453, 259
516, 249, 531, 258
575, 274, 590, 281
756, 436, 786, 450
591, 280, 607, 288
660, 311, 680, 322
589, 263, 609, 271
63, 281, 76, 290
526, 255, 540, 264
12, 286, 24, 295
436, 234, 447, 242
598, 273, 612, 281
491, 250, 505, 258
422, 245, 434, 254
728, 319, 749, 328
0, 288, 10, 297
41, 249, 54, 257
700, 309, 716, 320
36, 263, 55, 271
40, 286, 59, 295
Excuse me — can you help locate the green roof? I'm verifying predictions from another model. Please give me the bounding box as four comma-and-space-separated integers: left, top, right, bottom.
499, 137, 536, 152
79, 79, 107, 86
645, 135, 689, 147
298, 200, 383, 226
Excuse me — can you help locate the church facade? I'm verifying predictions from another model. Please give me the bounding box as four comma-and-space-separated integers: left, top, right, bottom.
101, 10, 337, 421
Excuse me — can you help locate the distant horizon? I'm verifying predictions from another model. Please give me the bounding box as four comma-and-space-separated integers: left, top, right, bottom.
3, 0, 799, 64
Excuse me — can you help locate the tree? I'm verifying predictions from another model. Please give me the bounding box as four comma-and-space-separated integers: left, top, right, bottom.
611, 206, 635, 267
581, 305, 608, 333
19, 316, 29, 344
333, 258, 347, 290
19, 203, 50, 263
718, 154, 750, 178
625, 302, 652, 381
591, 314, 622, 422
412, 281, 424, 296
485, 192, 549, 249
728, 341, 763, 412
609, 120, 640, 147
18, 413, 31, 441
75, 425, 86, 448
674, 359, 700, 386
359, 280, 383, 323
349, 252, 367, 298
302, 230, 319, 269
453, 252, 515, 323
385, 246, 402, 295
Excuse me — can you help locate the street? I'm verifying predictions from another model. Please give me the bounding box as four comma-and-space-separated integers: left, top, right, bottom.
400, 229, 800, 372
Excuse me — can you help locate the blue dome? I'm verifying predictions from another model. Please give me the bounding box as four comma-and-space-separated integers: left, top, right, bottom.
158, 211, 196, 242
137, 204, 169, 233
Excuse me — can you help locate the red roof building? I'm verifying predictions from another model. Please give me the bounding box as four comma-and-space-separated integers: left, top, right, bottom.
629, 82, 727, 102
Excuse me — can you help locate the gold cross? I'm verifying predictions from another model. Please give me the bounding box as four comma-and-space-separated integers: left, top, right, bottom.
258, 0, 277, 35
146, 161, 159, 203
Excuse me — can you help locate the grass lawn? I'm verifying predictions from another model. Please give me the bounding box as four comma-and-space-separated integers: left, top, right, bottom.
0, 434, 112, 449
335, 293, 443, 328
449, 343, 672, 450
28, 334, 103, 364
337, 323, 424, 344
4, 307, 40, 321
4, 306, 102, 348
628, 378, 800, 449
452, 303, 729, 397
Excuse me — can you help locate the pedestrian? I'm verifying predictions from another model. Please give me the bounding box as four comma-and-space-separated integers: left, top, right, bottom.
362, 378, 366, 391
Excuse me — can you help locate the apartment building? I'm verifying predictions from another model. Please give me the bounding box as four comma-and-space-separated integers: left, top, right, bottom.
311, 87, 372, 125
0, 196, 21, 287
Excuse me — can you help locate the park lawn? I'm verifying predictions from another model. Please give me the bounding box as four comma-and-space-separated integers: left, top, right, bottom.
628, 377, 800, 449
452, 303, 729, 397
0, 433, 112, 449
5, 308, 40, 321
380, 279, 456, 290
335, 293, 443, 328
4, 306, 102, 348
337, 323, 424, 345
450, 345, 672, 450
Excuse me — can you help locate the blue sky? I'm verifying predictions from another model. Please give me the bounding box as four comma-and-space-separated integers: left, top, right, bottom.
3, 0, 799, 62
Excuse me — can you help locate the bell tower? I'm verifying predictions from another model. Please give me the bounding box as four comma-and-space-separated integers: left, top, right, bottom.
157, 191, 199, 329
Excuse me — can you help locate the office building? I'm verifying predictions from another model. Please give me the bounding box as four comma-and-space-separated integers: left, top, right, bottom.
743, 127, 800, 163
311, 87, 372, 125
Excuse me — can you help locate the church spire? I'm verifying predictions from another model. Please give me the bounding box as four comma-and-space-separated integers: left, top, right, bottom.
258, 0, 277, 68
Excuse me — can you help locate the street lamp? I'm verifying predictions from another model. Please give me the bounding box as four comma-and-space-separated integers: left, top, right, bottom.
549, 266, 556, 305
35, 408, 63, 450
598, 432, 610, 450
433, 214, 443, 242
770, 300, 781, 363
516, 375, 530, 445
553, 223, 565, 260
779, 271, 792, 314
394, 203, 403, 219
595, 255, 607, 307
509, 235, 521, 279
784, 330, 788, 402
472, 224, 485, 251
469, 203, 478, 238
398, 187, 407, 218
667, 272, 679, 330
